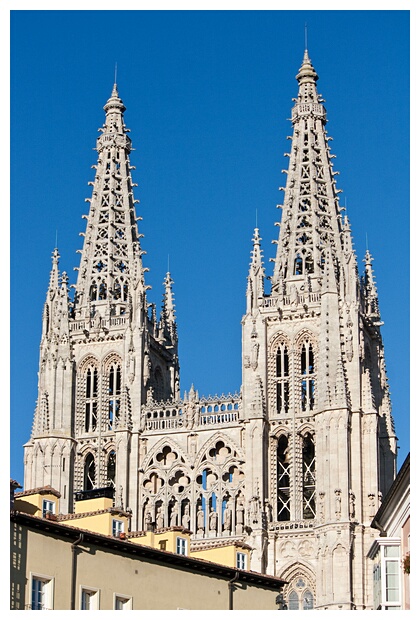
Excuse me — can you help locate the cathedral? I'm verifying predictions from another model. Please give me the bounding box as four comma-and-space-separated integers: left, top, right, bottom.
23, 50, 398, 609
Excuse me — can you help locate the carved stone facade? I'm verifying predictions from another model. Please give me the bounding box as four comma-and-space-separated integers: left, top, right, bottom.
23, 51, 397, 609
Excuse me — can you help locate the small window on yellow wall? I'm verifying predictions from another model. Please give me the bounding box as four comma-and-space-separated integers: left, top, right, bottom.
176, 537, 187, 555
236, 552, 246, 570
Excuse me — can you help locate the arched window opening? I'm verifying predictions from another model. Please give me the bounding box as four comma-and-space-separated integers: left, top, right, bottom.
89, 282, 98, 301
303, 590, 314, 610
107, 451, 116, 487
85, 367, 98, 432
276, 344, 289, 414
305, 253, 314, 274
294, 254, 303, 275
98, 282, 107, 300
108, 364, 121, 429
288, 591, 299, 610
286, 578, 315, 610
277, 435, 290, 521
302, 434, 316, 519
301, 340, 315, 412
84, 453, 96, 491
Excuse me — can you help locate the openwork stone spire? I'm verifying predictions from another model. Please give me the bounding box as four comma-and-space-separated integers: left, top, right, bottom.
246, 227, 265, 312
73, 84, 146, 321
362, 249, 380, 321
271, 49, 347, 295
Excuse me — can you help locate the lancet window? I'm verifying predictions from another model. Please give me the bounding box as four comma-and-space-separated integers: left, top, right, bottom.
302, 433, 316, 519
276, 344, 290, 414
300, 339, 315, 412
108, 363, 121, 429
84, 366, 98, 432
294, 250, 314, 276
277, 435, 291, 521
107, 451, 116, 487
84, 453, 96, 491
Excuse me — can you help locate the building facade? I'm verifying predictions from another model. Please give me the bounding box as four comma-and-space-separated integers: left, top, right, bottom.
23, 50, 398, 609
368, 453, 410, 610
10, 502, 283, 610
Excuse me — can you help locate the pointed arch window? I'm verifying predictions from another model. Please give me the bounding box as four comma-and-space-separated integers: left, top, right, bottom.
302, 433, 316, 519
301, 340, 315, 412
276, 344, 289, 414
85, 367, 98, 432
84, 453, 96, 491
98, 282, 107, 300
286, 578, 314, 610
108, 363, 121, 429
277, 435, 290, 521
294, 254, 303, 275
107, 451, 116, 487
294, 251, 314, 276
89, 282, 98, 302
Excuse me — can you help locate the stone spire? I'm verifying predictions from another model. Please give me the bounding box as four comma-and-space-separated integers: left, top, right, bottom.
41, 248, 60, 340
73, 83, 147, 323
362, 249, 380, 321
246, 227, 265, 312
159, 272, 177, 342
271, 49, 348, 297
162, 272, 176, 325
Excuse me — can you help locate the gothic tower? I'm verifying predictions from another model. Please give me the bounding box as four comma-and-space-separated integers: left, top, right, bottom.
23, 84, 180, 514
23, 52, 398, 610
241, 50, 397, 609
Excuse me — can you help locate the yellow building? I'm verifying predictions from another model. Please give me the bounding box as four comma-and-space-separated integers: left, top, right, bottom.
11, 484, 285, 610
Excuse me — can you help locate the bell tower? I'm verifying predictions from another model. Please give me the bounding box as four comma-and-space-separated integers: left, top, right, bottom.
241, 50, 397, 608
24, 85, 180, 515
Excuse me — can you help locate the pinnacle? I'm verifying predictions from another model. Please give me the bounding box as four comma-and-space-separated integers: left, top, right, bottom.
103, 82, 126, 113
296, 48, 319, 85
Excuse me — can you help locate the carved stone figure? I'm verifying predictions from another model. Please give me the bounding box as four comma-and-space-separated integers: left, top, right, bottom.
156, 506, 164, 529
197, 507, 205, 531
209, 507, 217, 531
236, 496, 244, 533
249, 495, 259, 524
349, 490, 355, 519
181, 503, 190, 529
223, 501, 232, 531
145, 510, 153, 531
170, 501, 178, 527
335, 489, 342, 519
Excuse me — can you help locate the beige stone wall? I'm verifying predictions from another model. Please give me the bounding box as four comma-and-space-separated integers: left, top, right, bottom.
10, 523, 280, 610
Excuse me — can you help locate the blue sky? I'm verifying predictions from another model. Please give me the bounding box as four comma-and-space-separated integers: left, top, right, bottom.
9, 9, 410, 484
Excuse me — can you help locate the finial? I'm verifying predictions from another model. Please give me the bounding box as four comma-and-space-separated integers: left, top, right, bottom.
366, 232, 369, 252
114, 62, 118, 85
256, 209, 258, 228
304, 22, 308, 51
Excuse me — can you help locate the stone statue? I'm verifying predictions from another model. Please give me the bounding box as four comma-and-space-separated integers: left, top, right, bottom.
145, 510, 153, 531
170, 501, 178, 527
181, 503, 190, 529
236, 496, 244, 533
249, 495, 259, 524
209, 507, 217, 531
349, 490, 355, 519
197, 506, 205, 531
335, 489, 342, 519
156, 506, 164, 529
223, 501, 232, 531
